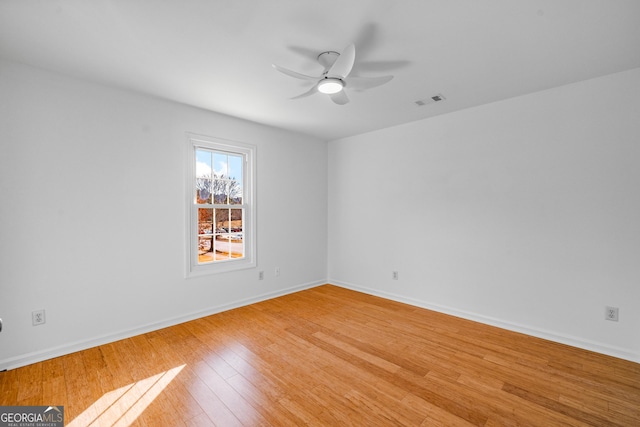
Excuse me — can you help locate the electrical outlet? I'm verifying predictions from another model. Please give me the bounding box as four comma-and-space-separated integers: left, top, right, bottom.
258, 271, 264, 280
392, 271, 399, 280
275, 267, 280, 277
605, 306, 619, 322
32, 309, 46, 326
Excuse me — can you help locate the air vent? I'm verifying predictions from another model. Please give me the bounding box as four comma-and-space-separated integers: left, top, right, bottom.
415, 93, 446, 106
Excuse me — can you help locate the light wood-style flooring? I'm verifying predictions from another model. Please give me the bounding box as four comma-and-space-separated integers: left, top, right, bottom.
1, 285, 639, 426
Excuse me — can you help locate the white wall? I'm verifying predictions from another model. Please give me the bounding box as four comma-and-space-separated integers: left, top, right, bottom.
2, 58, 638, 369
328, 68, 640, 362
0, 60, 328, 369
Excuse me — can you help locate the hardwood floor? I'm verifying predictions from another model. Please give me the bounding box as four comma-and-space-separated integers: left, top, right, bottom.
1, 285, 638, 426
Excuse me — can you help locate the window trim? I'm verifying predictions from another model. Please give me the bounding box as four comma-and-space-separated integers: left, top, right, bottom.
185, 133, 256, 277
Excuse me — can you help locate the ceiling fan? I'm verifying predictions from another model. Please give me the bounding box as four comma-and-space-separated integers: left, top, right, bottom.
272, 44, 393, 105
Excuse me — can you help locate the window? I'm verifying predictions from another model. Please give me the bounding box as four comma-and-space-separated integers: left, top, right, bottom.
186, 134, 256, 276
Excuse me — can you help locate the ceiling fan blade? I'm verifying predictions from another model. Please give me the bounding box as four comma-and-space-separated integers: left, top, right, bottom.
330, 90, 349, 105
328, 44, 355, 79
345, 75, 393, 91
291, 84, 318, 100
272, 64, 321, 81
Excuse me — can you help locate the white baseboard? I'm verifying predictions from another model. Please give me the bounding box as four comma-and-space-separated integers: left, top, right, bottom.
0, 280, 324, 371
329, 280, 640, 364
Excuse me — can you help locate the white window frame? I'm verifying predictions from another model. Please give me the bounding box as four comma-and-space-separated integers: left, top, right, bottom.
185, 133, 256, 277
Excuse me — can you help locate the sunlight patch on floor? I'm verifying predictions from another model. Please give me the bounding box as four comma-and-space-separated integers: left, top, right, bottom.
67, 365, 185, 427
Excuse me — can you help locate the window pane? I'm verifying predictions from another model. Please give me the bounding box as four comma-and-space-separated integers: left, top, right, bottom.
228, 154, 242, 178
214, 208, 230, 232
213, 179, 227, 204
229, 208, 244, 258
198, 236, 214, 263
229, 177, 242, 205
229, 155, 243, 204
230, 208, 243, 233
196, 150, 212, 179
214, 233, 231, 260
195, 150, 212, 203
197, 179, 212, 204
213, 152, 228, 177
198, 209, 213, 235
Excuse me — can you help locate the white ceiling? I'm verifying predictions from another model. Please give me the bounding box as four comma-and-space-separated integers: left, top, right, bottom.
2, 1, 640, 141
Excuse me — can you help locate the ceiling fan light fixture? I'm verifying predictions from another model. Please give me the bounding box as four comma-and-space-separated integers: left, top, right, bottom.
317, 78, 344, 94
